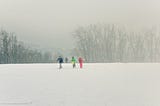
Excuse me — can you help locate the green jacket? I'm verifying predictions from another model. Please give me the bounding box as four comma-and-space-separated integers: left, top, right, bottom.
71, 58, 76, 63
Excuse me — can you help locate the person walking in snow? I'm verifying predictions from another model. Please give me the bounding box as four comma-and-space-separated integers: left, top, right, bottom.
57, 56, 63, 69
78, 57, 83, 68
65, 57, 68, 63
71, 56, 76, 68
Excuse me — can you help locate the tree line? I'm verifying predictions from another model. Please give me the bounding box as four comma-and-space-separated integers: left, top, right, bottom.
0, 29, 53, 64
73, 24, 160, 62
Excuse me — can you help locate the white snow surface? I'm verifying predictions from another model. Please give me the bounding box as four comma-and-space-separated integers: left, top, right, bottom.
0, 63, 160, 106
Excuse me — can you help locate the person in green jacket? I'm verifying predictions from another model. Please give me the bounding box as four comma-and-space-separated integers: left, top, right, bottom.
71, 56, 76, 68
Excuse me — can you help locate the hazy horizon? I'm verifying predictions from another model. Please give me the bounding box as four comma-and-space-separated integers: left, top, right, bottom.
0, 0, 160, 50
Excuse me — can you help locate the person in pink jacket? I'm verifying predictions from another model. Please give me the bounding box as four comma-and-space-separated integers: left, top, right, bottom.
78, 57, 83, 68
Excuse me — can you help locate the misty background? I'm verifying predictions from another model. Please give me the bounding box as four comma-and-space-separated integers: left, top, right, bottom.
1, 0, 160, 48
0, 0, 160, 63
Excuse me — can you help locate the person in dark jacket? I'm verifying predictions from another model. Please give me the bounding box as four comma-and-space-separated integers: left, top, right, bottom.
57, 56, 63, 69
65, 57, 68, 63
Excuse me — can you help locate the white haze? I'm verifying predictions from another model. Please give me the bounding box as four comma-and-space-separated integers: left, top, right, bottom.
0, 0, 160, 49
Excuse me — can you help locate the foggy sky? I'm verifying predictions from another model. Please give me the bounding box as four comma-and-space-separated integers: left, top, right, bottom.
0, 0, 160, 50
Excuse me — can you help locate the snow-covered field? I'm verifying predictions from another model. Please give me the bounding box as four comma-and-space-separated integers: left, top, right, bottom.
0, 63, 160, 106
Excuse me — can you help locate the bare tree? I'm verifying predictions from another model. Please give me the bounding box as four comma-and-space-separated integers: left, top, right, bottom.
73, 24, 160, 63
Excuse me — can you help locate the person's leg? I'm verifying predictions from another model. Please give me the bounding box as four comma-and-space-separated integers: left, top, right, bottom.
80, 62, 82, 68
79, 63, 81, 68
73, 63, 76, 68
60, 63, 62, 69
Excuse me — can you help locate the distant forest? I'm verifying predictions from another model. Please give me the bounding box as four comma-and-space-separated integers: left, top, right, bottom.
73, 24, 160, 62
0, 29, 53, 64
1, 24, 160, 64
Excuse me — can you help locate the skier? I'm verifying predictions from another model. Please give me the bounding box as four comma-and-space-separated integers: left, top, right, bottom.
78, 57, 83, 68
65, 57, 68, 63
71, 56, 76, 68
57, 56, 63, 69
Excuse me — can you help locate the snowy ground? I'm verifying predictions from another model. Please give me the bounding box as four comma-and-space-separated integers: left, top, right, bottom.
0, 63, 160, 106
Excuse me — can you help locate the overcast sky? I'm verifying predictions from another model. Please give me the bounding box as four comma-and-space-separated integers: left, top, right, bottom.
0, 0, 160, 50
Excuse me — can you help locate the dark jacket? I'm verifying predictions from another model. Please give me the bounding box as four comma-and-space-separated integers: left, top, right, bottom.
57, 57, 63, 63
